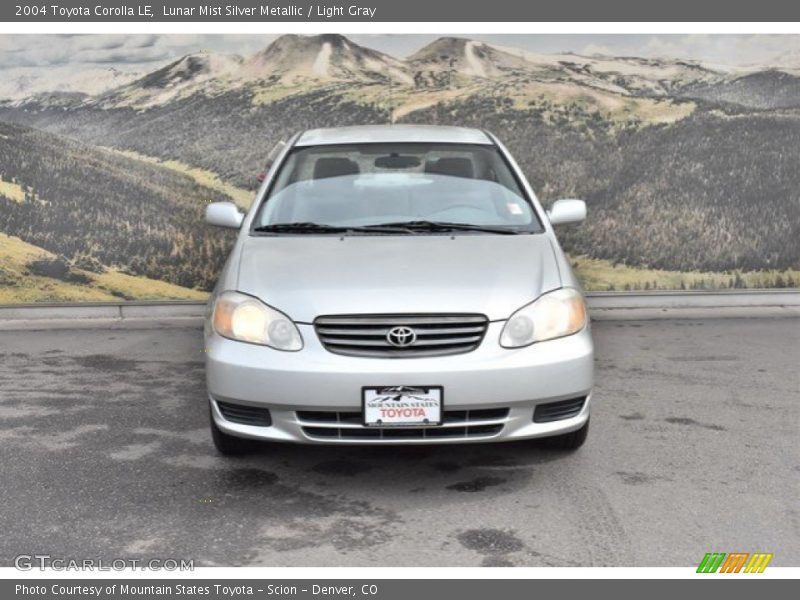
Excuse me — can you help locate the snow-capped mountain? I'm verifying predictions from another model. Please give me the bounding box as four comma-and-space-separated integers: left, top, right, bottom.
96, 52, 243, 108
134, 52, 243, 88
408, 37, 534, 79
0, 65, 143, 104
545, 53, 722, 95
2, 34, 793, 111
409, 37, 723, 95
90, 35, 413, 109
238, 34, 412, 85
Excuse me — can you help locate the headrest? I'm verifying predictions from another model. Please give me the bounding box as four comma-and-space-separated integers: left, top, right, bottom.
313, 157, 360, 180
425, 157, 474, 179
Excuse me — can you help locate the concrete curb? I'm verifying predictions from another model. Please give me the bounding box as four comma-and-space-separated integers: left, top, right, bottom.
590, 306, 800, 321
587, 289, 800, 309
0, 300, 205, 321
0, 291, 798, 324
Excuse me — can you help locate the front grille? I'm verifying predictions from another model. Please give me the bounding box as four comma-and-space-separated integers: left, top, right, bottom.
302, 424, 503, 440
533, 397, 586, 423
297, 407, 509, 441
217, 401, 273, 427
314, 314, 489, 358
297, 408, 509, 424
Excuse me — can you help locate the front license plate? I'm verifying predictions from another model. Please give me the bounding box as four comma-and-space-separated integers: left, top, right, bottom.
363, 386, 443, 427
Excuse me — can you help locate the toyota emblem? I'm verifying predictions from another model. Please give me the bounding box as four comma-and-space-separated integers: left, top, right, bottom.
386, 326, 417, 347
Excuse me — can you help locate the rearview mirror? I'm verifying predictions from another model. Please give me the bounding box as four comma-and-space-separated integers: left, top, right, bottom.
547, 199, 586, 225
374, 154, 421, 169
206, 202, 243, 229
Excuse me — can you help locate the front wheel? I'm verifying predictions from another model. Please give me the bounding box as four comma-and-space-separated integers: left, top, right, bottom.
210, 411, 254, 456
539, 418, 589, 451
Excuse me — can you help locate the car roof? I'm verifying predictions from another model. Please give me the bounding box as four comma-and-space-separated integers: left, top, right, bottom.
295, 125, 493, 147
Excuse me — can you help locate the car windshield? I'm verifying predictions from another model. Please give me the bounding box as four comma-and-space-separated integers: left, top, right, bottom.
254, 143, 542, 233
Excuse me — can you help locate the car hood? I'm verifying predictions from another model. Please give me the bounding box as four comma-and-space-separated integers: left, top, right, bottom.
236, 234, 562, 322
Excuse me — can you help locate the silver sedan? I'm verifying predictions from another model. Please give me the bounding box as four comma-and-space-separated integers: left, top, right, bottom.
204, 125, 593, 453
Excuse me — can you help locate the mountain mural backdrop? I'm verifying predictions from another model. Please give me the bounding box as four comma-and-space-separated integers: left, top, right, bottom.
0, 34, 799, 302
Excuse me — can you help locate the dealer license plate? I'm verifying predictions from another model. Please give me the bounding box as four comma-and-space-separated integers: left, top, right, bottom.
363, 386, 443, 427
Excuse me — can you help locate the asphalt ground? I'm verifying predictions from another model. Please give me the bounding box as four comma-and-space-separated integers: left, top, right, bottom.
0, 316, 797, 567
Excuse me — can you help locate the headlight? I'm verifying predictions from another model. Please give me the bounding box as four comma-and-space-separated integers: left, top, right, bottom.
500, 288, 587, 348
212, 291, 303, 351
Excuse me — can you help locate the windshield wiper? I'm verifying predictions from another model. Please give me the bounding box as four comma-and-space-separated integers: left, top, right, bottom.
253, 222, 413, 234
254, 221, 518, 235
254, 222, 346, 233
367, 220, 520, 235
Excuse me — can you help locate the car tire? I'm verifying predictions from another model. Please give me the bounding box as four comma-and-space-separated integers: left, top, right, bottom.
210, 411, 253, 456
539, 418, 589, 451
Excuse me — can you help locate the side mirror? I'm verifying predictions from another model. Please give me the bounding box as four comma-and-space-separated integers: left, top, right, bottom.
547, 199, 586, 225
206, 202, 243, 229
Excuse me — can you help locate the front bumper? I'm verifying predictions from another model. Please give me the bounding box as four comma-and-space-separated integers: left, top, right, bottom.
206, 322, 594, 444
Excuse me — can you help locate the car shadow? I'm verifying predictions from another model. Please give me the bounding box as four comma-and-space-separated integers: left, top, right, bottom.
235, 436, 574, 483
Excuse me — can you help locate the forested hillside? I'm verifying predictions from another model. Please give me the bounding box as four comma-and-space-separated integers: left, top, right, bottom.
1, 34, 798, 296
0, 121, 236, 292
677, 70, 800, 110
0, 232, 207, 303
404, 98, 800, 272
0, 87, 388, 188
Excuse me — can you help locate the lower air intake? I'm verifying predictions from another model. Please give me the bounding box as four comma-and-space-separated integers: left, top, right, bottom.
533, 397, 586, 423
217, 401, 273, 427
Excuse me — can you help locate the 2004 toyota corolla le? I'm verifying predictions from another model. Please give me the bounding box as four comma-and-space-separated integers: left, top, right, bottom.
203, 125, 593, 454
